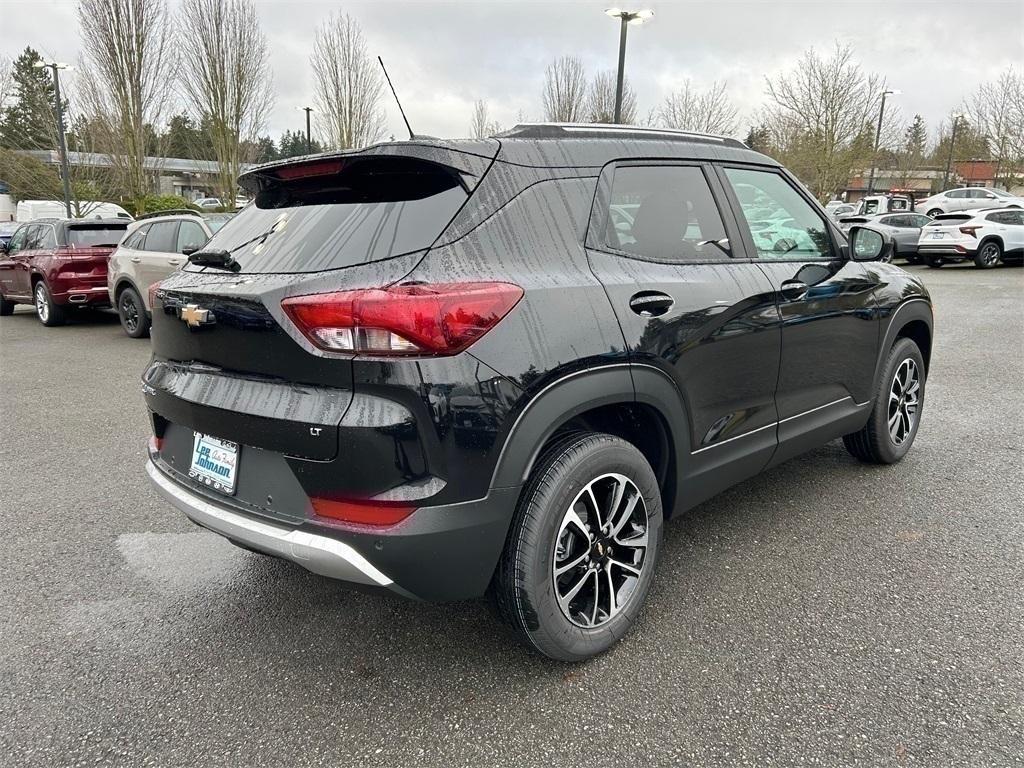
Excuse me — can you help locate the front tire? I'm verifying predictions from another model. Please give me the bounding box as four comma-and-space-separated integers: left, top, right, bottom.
493, 432, 663, 661
117, 286, 150, 338
974, 240, 1002, 269
34, 281, 65, 326
926, 209, 943, 218
843, 337, 925, 464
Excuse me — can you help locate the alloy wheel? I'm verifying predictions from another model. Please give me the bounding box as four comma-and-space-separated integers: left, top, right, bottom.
888, 358, 920, 446
120, 293, 139, 333
35, 284, 48, 322
552, 472, 648, 628
980, 243, 1000, 267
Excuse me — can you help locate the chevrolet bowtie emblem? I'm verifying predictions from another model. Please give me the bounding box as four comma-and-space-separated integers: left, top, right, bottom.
179, 303, 214, 328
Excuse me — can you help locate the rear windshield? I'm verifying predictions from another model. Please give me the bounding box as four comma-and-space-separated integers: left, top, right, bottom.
65, 225, 127, 248
197, 156, 468, 274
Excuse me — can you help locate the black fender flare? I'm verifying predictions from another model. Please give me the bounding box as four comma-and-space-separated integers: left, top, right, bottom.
871, 298, 933, 391
488, 363, 690, 491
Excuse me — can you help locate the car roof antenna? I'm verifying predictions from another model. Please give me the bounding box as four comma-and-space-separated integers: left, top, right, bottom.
378, 57, 415, 140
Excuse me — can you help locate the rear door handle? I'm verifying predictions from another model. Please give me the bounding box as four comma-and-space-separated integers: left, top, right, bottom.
167, 259, 181, 266
779, 280, 808, 301
130, 256, 141, 263
629, 291, 674, 317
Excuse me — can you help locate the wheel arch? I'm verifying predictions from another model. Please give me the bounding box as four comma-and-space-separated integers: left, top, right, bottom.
488, 364, 686, 518
114, 277, 142, 302
874, 299, 933, 388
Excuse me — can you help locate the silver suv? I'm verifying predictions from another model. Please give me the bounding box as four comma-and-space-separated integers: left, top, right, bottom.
108, 211, 233, 337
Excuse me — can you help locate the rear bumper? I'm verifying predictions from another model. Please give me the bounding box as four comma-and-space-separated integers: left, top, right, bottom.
50, 283, 110, 305
146, 458, 520, 601
918, 243, 973, 259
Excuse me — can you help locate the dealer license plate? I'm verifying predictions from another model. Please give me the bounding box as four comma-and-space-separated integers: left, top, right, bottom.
189, 433, 239, 495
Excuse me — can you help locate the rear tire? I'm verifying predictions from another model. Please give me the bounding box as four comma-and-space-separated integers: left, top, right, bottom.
843, 337, 925, 465
34, 281, 65, 326
0, 293, 14, 316
117, 286, 150, 338
492, 432, 663, 661
973, 240, 1001, 269
926, 209, 943, 218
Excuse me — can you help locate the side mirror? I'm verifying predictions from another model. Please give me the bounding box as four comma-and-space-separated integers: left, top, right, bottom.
848, 226, 893, 262
181, 246, 199, 256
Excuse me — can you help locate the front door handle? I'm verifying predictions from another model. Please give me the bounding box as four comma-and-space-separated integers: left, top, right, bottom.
629, 290, 674, 317
779, 280, 808, 301
167, 259, 181, 266
130, 256, 141, 264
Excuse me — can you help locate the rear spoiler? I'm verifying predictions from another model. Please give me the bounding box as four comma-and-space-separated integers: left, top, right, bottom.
239, 140, 500, 195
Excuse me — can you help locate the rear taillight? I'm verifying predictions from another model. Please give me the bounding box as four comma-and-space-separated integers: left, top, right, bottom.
148, 281, 163, 308
310, 497, 415, 527
148, 435, 164, 455
281, 282, 523, 356
959, 226, 979, 237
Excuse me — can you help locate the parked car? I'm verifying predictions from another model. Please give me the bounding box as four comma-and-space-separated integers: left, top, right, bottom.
918, 207, 1024, 268
15, 199, 133, 222
108, 211, 232, 337
193, 197, 223, 210
824, 200, 848, 214
917, 187, 1024, 218
836, 212, 933, 263
142, 124, 932, 661
0, 218, 129, 324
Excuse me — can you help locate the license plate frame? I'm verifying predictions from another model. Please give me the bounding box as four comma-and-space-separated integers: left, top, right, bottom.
188, 433, 239, 495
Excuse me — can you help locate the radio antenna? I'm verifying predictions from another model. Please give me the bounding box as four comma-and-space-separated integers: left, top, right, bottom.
378, 56, 414, 140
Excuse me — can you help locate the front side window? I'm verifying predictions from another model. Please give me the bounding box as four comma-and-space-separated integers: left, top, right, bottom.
176, 221, 207, 252
947, 189, 967, 199
144, 221, 179, 254
723, 168, 832, 260
23, 225, 42, 250
604, 165, 729, 262
6, 227, 27, 254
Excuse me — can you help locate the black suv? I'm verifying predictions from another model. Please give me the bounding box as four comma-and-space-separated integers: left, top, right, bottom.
143, 125, 932, 661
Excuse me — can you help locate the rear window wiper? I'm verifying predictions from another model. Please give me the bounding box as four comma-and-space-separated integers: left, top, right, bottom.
187, 248, 241, 272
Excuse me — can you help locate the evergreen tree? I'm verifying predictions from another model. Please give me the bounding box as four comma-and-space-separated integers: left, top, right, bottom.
903, 114, 928, 158
277, 129, 322, 158
744, 124, 773, 154
0, 47, 64, 150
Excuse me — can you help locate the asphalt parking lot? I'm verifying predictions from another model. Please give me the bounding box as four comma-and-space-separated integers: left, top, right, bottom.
1, 262, 1021, 767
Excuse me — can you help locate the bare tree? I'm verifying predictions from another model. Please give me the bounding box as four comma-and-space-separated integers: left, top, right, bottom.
470, 99, 501, 138
586, 70, 636, 124
311, 12, 386, 151
77, 0, 175, 206
0, 58, 13, 114
658, 80, 738, 135
966, 67, 1024, 186
762, 43, 888, 200
542, 56, 587, 123
179, 0, 273, 207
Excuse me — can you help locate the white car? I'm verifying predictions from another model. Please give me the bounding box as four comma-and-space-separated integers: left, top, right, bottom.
917, 207, 1024, 268
193, 197, 223, 210
917, 187, 1024, 218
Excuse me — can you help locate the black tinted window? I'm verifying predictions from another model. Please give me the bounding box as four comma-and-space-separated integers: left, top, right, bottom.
66, 226, 127, 248
143, 221, 179, 253
200, 156, 468, 274
38, 225, 56, 249
605, 165, 729, 261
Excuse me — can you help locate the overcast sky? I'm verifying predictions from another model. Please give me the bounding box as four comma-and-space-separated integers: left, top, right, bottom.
3, 0, 1022, 144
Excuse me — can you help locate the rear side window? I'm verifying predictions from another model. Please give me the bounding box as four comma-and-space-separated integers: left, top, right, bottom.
38, 225, 56, 249
123, 225, 149, 249
604, 165, 730, 262
724, 168, 832, 260
66, 225, 127, 248
144, 221, 179, 253
879, 215, 902, 227
200, 156, 468, 274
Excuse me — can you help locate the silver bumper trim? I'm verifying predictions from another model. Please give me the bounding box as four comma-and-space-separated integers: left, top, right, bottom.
146, 460, 394, 588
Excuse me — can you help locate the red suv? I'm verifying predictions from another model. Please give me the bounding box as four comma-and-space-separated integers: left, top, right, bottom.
0, 218, 128, 325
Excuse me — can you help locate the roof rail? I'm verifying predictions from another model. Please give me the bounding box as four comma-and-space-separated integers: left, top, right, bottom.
496, 122, 748, 148
135, 208, 200, 221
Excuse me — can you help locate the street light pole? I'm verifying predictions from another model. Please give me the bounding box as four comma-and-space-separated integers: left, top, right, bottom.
302, 107, 313, 154
604, 8, 654, 124
943, 115, 964, 190
35, 61, 73, 218
867, 89, 899, 195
